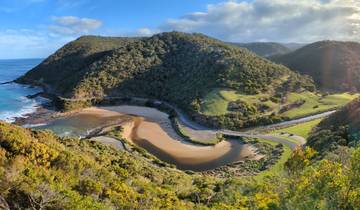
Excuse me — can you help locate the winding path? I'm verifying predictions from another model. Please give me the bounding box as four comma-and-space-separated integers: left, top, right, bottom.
164, 103, 304, 149
58, 96, 334, 150
135, 98, 332, 150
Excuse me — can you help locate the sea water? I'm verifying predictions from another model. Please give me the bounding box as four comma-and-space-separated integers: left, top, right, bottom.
0, 59, 44, 122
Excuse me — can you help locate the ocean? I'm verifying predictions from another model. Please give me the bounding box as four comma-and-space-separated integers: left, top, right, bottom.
0, 59, 44, 122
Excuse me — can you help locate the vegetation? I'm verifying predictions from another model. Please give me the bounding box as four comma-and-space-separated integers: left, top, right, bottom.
229, 42, 291, 57
172, 118, 222, 145
271, 118, 322, 139
280, 92, 358, 119
273, 40, 360, 91
254, 139, 292, 181
1, 121, 360, 209
203, 138, 285, 178
197, 88, 356, 130
307, 97, 360, 155
201, 89, 357, 118
18, 32, 315, 129
0, 122, 198, 209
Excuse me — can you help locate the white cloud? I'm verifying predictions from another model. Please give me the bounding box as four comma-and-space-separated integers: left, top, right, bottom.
144, 0, 360, 42
0, 29, 74, 59
49, 16, 102, 35
0, 15, 103, 59
136, 28, 159, 36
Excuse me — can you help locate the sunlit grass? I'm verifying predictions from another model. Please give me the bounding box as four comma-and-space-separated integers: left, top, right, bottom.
200, 89, 273, 115
200, 88, 358, 119
270, 118, 322, 139
281, 92, 358, 118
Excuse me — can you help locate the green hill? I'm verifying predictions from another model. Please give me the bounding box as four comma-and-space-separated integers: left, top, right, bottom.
19, 32, 313, 101
18, 32, 316, 129
273, 41, 360, 91
307, 97, 360, 154
229, 42, 291, 57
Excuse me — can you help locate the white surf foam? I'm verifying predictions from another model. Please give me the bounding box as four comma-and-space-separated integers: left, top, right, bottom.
0, 100, 38, 123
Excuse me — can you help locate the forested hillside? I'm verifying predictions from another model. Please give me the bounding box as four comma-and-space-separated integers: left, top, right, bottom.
273, 41, 360, 91
1, 121, 360, 209
18, 32, 314, 108
17, 32, 315, 129
229, 42, 291, 57
308, 97, 360, 154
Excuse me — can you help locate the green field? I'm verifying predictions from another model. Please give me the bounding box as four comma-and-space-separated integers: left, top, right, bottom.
271, 119, 322, 139
200, 89, 276, 115
200, 89, 358, 119
281, 92, 358, 118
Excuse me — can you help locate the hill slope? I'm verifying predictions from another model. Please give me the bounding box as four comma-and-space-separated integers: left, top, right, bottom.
273, 41, 360, 91
17, 32, 318, 130
1, 121, 360, 209
229, 42, 291, 57
18, 32, 314, 108
307, 97, 360, 154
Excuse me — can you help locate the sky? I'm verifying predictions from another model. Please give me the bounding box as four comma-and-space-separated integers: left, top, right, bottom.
1, 0, 360, 59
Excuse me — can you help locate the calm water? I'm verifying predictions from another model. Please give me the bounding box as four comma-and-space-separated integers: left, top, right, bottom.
0, 59, 44, 122
35, 114, 130, 138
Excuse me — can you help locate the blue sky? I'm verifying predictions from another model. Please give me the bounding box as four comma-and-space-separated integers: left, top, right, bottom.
1, 0, 359, 59
0, 0, 224, 34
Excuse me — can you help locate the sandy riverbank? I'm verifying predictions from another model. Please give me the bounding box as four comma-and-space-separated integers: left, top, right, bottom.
85, 106, 261, 170
22, 105, 262, 171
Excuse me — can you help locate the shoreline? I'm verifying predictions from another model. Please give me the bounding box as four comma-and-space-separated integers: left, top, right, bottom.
0, 81, 48, 123
16, 105, 263, 171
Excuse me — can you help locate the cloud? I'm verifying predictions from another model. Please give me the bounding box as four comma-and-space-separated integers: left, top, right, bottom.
0, 29, 73, 59
136, 28, 159, 36
0, 15, 103, 59
49, 16, 102, 35
143, 0, 360, 42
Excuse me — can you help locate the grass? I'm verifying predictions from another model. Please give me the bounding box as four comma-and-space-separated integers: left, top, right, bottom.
200, 88, 358, 119
280, 92, 358, 118
253, 139, 292, 181
200, 89, 274, 115
253, 119, 322, 180
271, 118, 322, 139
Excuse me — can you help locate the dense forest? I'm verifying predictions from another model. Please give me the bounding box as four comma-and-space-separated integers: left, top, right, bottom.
17, 32, 315, 129
272, 41, 360, 92
1, 121, 360, 209
308, 97, 360, 155
229, 42, 291, 57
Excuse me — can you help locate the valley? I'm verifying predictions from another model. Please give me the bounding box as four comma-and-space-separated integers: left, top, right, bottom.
23, 99, 322, 174
2, 31, 360, 209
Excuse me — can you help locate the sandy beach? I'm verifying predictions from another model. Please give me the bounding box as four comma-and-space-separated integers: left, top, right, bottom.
25, 105, 261, 171
87, 105, 260, 170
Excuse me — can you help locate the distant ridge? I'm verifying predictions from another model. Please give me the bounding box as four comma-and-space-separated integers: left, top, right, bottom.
273, 40, 360, 91
228, 42, 291, 57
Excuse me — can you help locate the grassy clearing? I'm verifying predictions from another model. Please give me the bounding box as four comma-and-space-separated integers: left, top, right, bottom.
254, 118, 331, 181
271, 119, 322, 139
200, 88, 358, 119
253, 139, 292, 181
281, 92, 358, 118
200, 89, 274, 115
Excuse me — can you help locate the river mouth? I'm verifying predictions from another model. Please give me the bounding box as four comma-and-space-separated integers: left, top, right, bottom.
29, 105, 260, 171
32, 110, 132, 138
